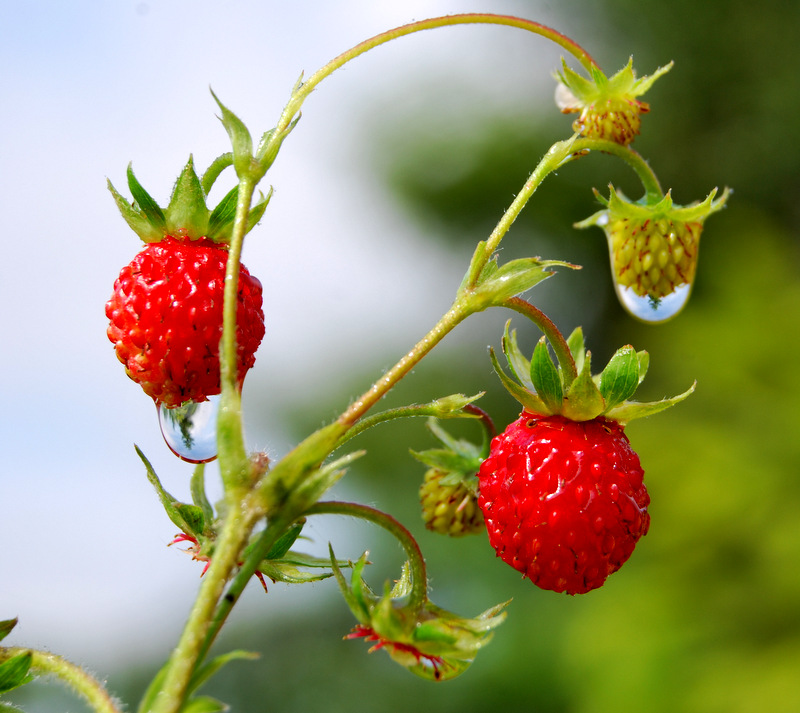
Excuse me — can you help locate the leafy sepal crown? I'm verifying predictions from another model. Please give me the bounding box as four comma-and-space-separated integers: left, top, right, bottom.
490, 321, 694, 424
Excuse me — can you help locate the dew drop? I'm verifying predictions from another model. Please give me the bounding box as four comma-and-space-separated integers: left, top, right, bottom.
158, 395, 220, 463
614, 282, 692, 323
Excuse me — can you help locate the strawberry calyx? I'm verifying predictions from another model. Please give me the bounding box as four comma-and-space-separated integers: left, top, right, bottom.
107, 155, 272, 245
490, 320, 694, 424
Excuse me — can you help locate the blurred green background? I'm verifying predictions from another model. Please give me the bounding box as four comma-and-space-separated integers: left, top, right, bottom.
6, 0, 800, 711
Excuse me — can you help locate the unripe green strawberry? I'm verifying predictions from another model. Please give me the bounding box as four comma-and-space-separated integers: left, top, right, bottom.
555, 58, 672, 146
106, 236, 264, 407
419, 468, 484, 537
106, 158, 270, 407
479, 412, 648, 594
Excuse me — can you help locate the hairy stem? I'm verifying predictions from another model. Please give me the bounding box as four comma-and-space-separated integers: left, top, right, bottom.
1, 648, 122, 713
571, 137, 664, 199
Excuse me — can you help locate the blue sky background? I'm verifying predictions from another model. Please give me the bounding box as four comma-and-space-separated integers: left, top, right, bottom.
0, 0, 589, 669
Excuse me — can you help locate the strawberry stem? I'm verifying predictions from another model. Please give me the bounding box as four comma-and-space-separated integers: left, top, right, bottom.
307, 501, 429, 619
571, 137, 664, 200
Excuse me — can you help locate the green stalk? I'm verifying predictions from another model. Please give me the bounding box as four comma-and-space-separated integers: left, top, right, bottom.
307, 502, 428, 619
147, 494, 264, 713
1, 648, 122, 713
571, 137, 664, 199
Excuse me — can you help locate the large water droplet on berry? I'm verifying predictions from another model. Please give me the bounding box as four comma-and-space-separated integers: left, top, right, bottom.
613, 282, 692, 323
158, 395, 220, 463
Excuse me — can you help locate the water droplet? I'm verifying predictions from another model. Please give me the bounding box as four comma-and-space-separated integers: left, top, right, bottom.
614, 282, 692, 323
158, 395, 220, 463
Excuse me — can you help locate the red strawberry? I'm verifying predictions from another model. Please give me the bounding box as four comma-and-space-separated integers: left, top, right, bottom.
479, 320, 694, 593
106, 236, 264, 408
106, 158, 271, 407
478, 412, 648, 594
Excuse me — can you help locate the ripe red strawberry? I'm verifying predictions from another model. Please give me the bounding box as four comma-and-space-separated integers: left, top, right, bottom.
106, 158, 270, 407
479, 321, 694, 593
106, 236, 264, 408
478, 412, 648, 594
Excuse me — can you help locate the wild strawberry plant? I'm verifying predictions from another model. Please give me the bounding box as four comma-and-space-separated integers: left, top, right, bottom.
0, 13, 728, 712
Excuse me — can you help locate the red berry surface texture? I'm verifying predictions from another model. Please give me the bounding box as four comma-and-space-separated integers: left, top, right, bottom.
106, 236, 265, 408
478, 412, 649, 594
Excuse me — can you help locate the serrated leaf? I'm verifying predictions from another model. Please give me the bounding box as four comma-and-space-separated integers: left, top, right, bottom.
489, 348, 549, 414
599, 345, 640, 410
0, 652, 32, 694
126, 164, 167, 231
166, 157, 209, 238
562, 354, 606, 421
0, 619, 17, 643
530, 337, 563, 412
605, 382, 696, 424
501, 322, 534, 391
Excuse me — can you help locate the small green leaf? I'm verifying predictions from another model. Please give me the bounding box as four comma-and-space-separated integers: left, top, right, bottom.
211, 90, 254, 179
126, 164, 167, 231
165, 157, 210, 238
0, 652, 33, 694
180, 696, 227, 713
501, 322, 534, 391
489, 348, 549, 414
0, 619, 18, 643
530, 337, 563, 413
264, 521, 305, 560
562, 352, 606, 421
107, 179, 164, 242
566, 326, 586, 375
467, 258, 570, 310
636, 350, 650, 384
605, 382, 696, 424
598, 345, 640, 410
136, 446, 198, 535
175, 504, 205, 538
190, 464, 214, 529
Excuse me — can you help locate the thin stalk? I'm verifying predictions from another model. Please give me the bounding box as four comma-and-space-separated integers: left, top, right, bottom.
264, 15, 597, 167
1, 648, 123, 713
216, 177, 257, 494
147, 498, 263, 713
307, 501, 428, 619
503, 296, 577, 381
571, 137, 664, 199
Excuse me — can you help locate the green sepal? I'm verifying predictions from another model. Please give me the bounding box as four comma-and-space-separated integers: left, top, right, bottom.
566, 326, 586, 375
179, 696, 227, 713
0, 619, 17, 643
637, 350, 650, 384
530, 337, 563, 412
127, 164, 167, 232
136, 446, 206, 538
501, 323, 535, 392
562, 351, 606, 421
263, 521, 305, 560
489, 347, 549, 414
0, 652, 33, 694
190, 464, 215, 528
605, 381, 696, 424
107, 178, 165, 243
257, 550, 342, 585
598, 345, 640, 410
211, 90, 256, 180
166, 157, 209, 239
288, 450, 365, 515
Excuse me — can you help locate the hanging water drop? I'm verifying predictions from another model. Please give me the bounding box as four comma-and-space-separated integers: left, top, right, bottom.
158, 395, 220, 463
614, 282, 692, 323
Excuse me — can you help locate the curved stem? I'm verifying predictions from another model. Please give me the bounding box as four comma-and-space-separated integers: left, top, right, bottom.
503, 296, 577, 381
307, 501, 428, 618
571, 137, 664, 199
1, 648, 122, 713
264, 15, 597, 168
